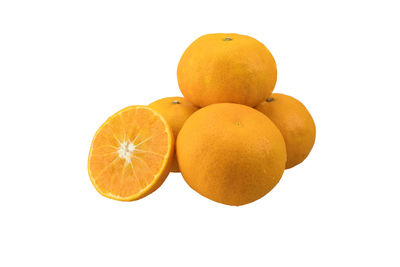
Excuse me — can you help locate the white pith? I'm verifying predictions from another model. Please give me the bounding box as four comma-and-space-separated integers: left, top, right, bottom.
112, 133, 158, 166
118, 141, 136, 162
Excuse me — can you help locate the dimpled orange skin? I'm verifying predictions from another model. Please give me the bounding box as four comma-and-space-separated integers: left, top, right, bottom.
256, 93, 316, 169
149, 97, 199, 172
176, 103, 287, 206
177, 33, 277, 107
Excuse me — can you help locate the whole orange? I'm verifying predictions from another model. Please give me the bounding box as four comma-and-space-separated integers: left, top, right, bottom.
256, 93, 316, 169
177, 33, 277, 107
149, 97, 198, 172
176, 103, 286, 206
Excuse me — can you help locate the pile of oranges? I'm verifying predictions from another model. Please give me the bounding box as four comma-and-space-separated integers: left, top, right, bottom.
88, 33, 316, 206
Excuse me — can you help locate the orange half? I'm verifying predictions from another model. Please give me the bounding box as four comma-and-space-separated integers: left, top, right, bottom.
88, 106, 174, 201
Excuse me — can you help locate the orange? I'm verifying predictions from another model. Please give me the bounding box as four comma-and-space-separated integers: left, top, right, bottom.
149, 96, 198, 172
177, 33, 277, 107
256, 93, 316, 169
88, 106, 174, 201
176, 103, 286, 206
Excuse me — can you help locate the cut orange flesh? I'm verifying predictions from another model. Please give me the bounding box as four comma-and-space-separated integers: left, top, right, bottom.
88, 106, 174, 201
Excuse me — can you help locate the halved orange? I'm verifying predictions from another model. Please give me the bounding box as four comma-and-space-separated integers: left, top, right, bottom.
88, 106, 174, 201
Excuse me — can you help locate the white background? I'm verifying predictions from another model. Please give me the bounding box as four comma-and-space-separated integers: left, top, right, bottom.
1, 0, 399, 266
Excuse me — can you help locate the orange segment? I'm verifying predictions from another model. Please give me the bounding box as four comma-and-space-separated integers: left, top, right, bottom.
88, 106, 174, 201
